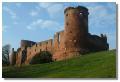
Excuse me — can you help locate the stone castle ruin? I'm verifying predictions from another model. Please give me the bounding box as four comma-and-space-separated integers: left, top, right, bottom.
10, 6, 109, 66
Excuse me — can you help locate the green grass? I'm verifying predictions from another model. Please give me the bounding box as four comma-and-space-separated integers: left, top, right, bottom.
2, 50, 116, 78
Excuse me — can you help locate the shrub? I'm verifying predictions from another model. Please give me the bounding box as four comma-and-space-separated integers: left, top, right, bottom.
30, 51, 52, 64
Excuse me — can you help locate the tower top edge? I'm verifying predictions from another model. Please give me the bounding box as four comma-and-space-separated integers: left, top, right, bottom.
64, 6, 88, 14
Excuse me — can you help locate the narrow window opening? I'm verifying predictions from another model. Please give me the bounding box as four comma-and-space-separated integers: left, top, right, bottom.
58, 34, 60, 43
66, 13, 68, 16
58, 33, 60, 48
70, 31, 72, 33
66, 22, 69, 26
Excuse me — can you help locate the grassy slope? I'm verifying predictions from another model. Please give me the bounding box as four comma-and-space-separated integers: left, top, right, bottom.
2, 50, 116, 78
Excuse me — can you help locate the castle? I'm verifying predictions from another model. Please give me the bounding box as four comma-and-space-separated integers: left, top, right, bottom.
10, 6, 109, 66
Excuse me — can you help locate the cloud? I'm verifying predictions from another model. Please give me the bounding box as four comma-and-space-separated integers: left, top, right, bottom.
13, 21, 18, 25
42, 20, 60, 29
3, 6, 17, 19
15, 3, 22, 7
38, 3, 64, 19
29, 10, 38, 16
2, 25, 9, 32
38, 3, 53, 8
27, 19, 63, 31
27, 19, 43, 30
88, 4, 116, 34
47, 4, 64, 19
88, 6, 107, 15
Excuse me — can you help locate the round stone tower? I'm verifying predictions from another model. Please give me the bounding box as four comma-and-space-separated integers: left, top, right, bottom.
64, 6, 89, 54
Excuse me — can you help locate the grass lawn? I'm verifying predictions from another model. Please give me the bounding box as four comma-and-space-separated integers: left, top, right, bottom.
2, 50, 116, 78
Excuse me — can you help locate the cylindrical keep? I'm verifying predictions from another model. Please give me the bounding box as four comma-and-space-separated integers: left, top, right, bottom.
64, 6, 89, 52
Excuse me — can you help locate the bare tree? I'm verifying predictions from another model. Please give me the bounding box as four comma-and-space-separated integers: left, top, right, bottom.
2, 44, 11, 66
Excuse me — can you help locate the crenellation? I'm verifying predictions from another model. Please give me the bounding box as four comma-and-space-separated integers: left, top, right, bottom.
59, 30, 65, 50
53, 32, 59, 52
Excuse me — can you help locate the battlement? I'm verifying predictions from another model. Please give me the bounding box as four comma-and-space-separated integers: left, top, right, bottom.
21, 40, 36, 48
64, 6, 89, 15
